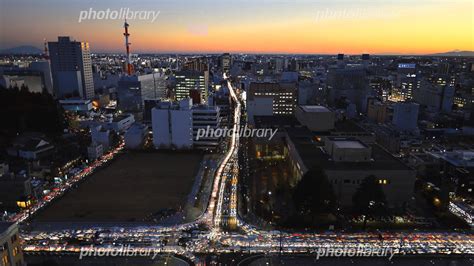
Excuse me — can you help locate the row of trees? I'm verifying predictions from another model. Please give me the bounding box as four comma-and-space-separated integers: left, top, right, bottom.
0, 85, 67, 139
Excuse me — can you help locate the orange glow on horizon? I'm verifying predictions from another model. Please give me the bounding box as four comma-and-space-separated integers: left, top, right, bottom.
2, 1, 472, 54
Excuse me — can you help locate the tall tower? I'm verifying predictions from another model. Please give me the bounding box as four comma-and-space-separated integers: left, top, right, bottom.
123, 20, 133, 75
43, 38, 49, 60
117, 20, 142, 112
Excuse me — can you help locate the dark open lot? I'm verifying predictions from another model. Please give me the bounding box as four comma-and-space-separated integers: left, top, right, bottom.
34, 151, 203, 222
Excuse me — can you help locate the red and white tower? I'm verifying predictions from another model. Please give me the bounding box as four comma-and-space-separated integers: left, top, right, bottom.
43, 38, 49, 60
123, 20, 133, 75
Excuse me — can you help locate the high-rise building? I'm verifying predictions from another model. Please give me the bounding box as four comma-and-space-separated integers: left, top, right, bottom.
174, 70, 209, 103
220, 53, 232, 72
152, 99, 193, 149
117, 76, 143, 112
247, 82, 297, 124
183, 57, 208, 72
48, 36, 94, 99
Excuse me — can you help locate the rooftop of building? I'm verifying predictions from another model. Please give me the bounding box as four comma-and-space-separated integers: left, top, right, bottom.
112, 114, 133, 122
286, 127, 412, 171
299, 105, 331, 113
328, 137, 367, 149
59, 99, 92, 104
432, 150, 474, 168
248, 82, 296, 96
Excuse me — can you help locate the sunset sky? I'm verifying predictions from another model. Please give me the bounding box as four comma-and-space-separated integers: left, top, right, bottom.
0, 0, 472, 54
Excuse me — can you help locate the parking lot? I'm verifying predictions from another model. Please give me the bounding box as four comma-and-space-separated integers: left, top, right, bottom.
34, 151, 203, 222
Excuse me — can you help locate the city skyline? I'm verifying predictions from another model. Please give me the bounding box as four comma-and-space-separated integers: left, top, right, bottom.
1, 1, 474, 265
1, 0, 472, 54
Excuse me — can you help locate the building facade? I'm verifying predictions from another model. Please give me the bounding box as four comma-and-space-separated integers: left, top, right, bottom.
48, 36, 94, 99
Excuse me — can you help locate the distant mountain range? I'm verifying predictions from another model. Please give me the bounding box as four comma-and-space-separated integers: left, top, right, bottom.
0, 45, 472, 57
0, 45, 42, 55
426, 50, 474, 57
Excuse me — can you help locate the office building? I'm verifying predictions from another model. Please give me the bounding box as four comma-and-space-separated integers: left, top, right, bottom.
174, 70, 209, 103
59, 99, 93, 113
192, 105, 221, 150
124, 123, 148, 149
107, 114, 135, 132
1, 222, 24, 266
392, 102, 419, 132
367, 98, 389, 123
116, 75, 143, 112
152, 99, 221, 150
220, 53, 232, 71
413, 82, 455, 113
0, 173, 32, 212
183, 57, 208, 72
87, 142, 103, 161
48, 36, 94, 99
0, 61, 49, 94
286, 128, 415, 208
247, 82, 297, 124
295, 105, 335, 132
91, 126, 111, 150
327, 68, 370, 113
152, 99, 193, 149
30, 60, 53, 94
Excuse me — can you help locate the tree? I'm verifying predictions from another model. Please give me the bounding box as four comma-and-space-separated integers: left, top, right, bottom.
352, 175, 387, 229
293, 165, 337, 216
0, 87, 67, 138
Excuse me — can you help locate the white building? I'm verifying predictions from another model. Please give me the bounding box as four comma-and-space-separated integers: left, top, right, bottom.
295, 105, 335, 132
107, 114, 135, 132
192, 105, 221, 150
152, 98, 221, 150
152, 99, 193, 149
